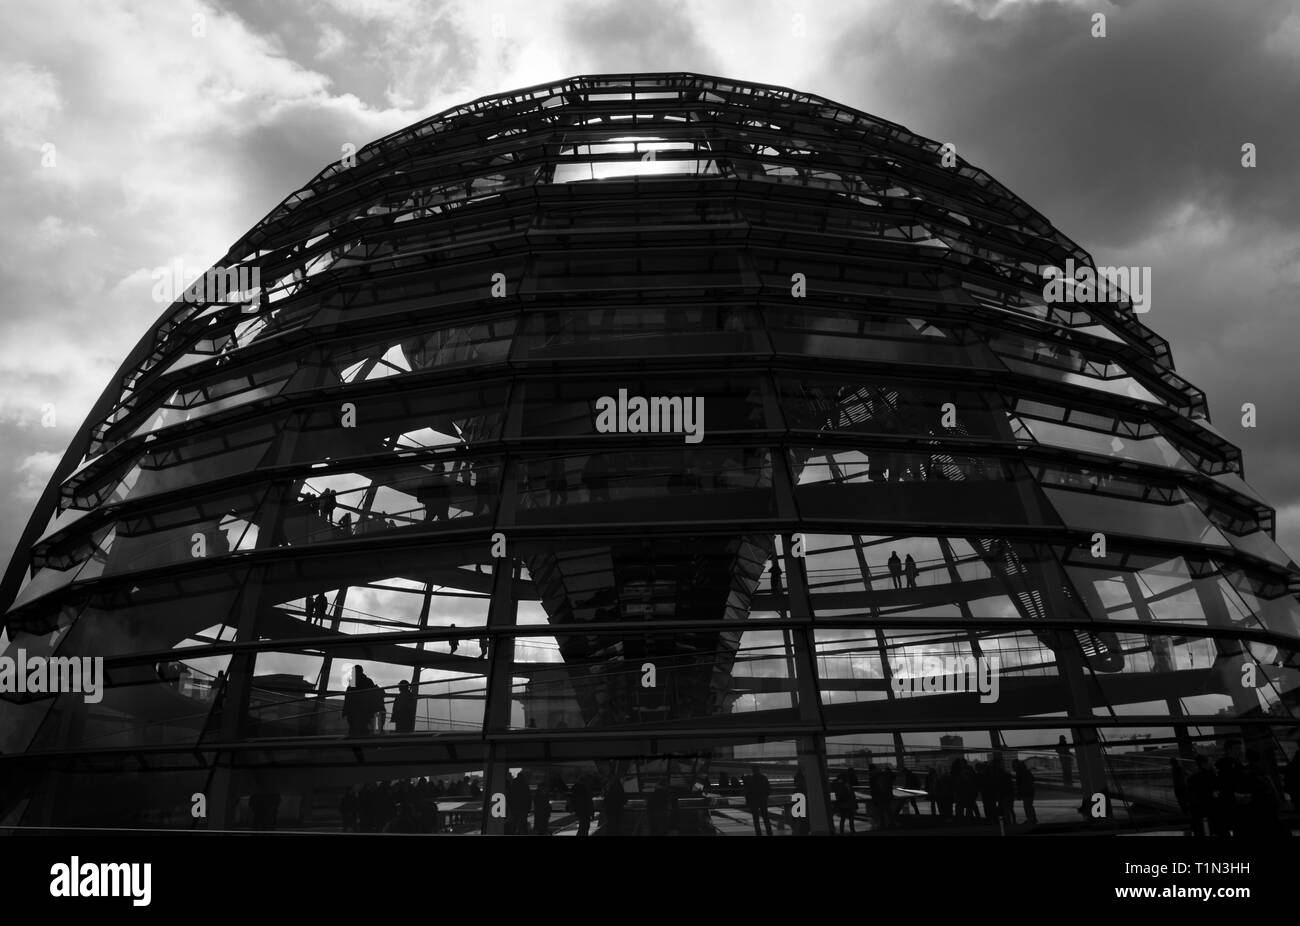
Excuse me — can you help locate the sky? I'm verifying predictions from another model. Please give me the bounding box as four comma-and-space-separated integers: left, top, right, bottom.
2, 0, 1300, 573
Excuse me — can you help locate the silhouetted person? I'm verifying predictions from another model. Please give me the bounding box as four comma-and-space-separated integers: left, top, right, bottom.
568, 779, 594, 837
1214, 748, 1245, 836
1056, 736, 1073, 789
343, 668, 376, 737
833, 772, 857, 834
887, 551, 903, 589
424, 463, 450, 522
953, 759, 980, 821
936, 771, 955, 819
745, 766, 772, 836
533, 784, 551, 835
448, 623, 458, 655
1013, 759, 1037, 823
321, 488, 336, 521
603, 772, 627, 836
312, 592, 327, 625
903, 767, 921, 815
903, 554, 918, 589
392, 679, 416, 733
881, 766, 897, 827
925, 768, 939, 815
507, 773, 531, 835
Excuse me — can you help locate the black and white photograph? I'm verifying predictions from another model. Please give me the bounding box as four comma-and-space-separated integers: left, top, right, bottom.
0, 0, 1294, 909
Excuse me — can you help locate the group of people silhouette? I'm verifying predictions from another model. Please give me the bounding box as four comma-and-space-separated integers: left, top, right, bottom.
1175, 743, 1300, 837
289, 465, 494, 546
338, 776, 482, 833
924, 757, 1036, 825
505, 769, 626, 836
311, 742, 1300, 835
829, 757, 1037, 833
886, 551, 920, 589
343, 661, 487, 737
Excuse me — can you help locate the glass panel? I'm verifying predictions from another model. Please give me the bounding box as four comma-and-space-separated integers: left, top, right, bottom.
19, 768, 212, 829
29, 486, 270, 582
999, 356, 1162, 404
1044, 487, 1231, 548
531, 249, 744, 293
814, 626, 1065, 722
802, 534, 1051, 621
63, 421, 278, 510
1021, 417, 1193, 471
776, 374, 1005, 438
29, 658, 227, 751
326, 315, 515, 382
508, 629, 797, 731
276, 455, 501, 546
793, 449, 1059, 527
1219, 566, 1300, 639
1063, 553, 1238, 629
514, 448, 777, 525
513, 306, 765, 360
518, 372, 771, 439
241, 645, 489, 740
766, 306, 997, 369
511, 533, 781, 628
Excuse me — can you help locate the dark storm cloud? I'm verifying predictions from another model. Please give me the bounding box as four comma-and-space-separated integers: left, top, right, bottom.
814, 0, 1300, 549
826, 0, 1300, 250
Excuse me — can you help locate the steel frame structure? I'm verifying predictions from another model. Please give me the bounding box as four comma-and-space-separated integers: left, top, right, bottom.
2, 73, 1298, 836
